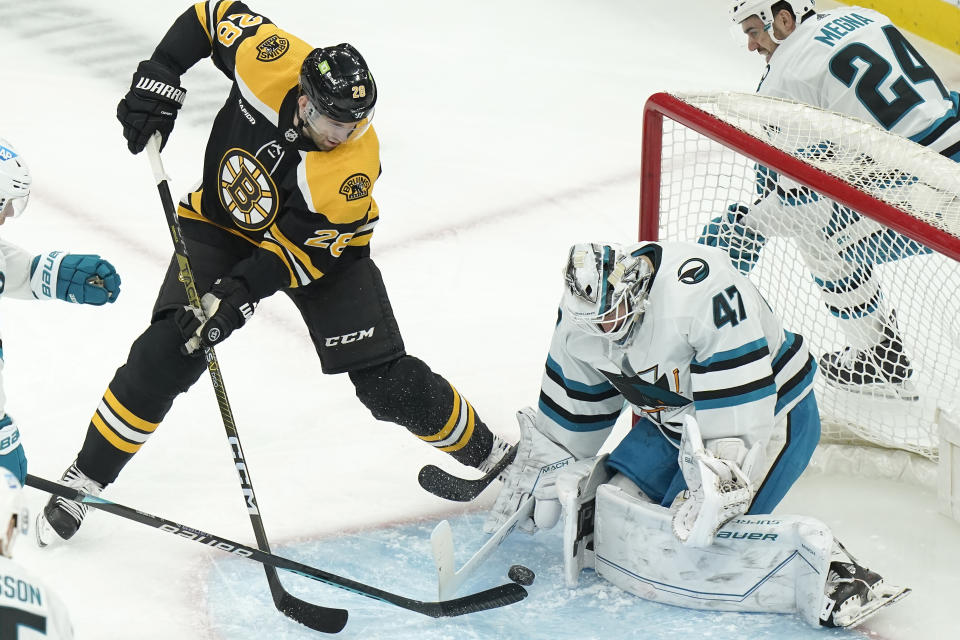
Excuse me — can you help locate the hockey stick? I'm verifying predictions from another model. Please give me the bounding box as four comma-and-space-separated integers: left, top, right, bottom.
25, 474, 527, 618
418, 445, 517, 502
431, 496, 534, 599
145, 134, 348, 634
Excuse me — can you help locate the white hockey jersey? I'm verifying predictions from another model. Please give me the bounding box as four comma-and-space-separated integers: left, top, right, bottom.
537, 242, 815, 459
0, 556, 73, 639
0, 239, 45, 419
758, 6, 960, 159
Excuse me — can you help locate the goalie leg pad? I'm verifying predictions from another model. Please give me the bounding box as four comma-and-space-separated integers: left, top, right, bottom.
556, 454, 614, 587
594, 483, 835, 627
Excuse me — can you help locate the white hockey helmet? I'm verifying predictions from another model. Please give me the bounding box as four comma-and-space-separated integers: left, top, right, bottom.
0, 469, 27, 558
0, 139, 31, 220
561, 243, 654, 343
729, 0, 815, 28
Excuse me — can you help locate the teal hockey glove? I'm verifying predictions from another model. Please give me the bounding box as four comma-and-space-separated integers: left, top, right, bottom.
30, 252, 121, 305
0, 415, 26, 484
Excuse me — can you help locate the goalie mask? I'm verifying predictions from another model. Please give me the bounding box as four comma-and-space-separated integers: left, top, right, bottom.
0, 469, 27, 558
0, 139, 31, 221
561, 243, 654, 343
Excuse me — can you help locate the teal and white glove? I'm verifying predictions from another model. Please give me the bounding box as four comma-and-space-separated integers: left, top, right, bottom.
672, 415, 761, 548
30, 251, 121, 305
698, 203, 766, 274
0, 415, 26, 484
484, 407, 575, 534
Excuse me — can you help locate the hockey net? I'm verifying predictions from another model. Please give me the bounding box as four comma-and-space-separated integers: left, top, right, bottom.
641, 91, 960, 481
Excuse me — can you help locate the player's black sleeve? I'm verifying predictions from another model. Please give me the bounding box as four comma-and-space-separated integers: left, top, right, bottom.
227, 249, 292, 302
149, 2, 275, 80
149, 5, 213, 76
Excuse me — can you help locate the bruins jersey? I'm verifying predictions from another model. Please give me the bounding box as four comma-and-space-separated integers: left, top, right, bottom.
152, 1, 380, 299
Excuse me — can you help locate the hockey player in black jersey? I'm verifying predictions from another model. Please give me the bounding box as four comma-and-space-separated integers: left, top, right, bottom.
37, 1, 509, 545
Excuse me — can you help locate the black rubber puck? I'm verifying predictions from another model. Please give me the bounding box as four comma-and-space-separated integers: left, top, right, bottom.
507, 564, 535, 586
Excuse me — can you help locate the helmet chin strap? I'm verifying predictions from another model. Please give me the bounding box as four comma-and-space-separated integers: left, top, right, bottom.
765, 21, 786, 45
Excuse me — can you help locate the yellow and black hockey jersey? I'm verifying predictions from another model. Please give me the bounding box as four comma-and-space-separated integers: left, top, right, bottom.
152, 1, 380, 300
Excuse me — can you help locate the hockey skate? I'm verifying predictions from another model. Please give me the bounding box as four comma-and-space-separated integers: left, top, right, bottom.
820, 560, 911, 628
819, 314, 917, 400
478, 433, 514, 477
35, 462, 104, 547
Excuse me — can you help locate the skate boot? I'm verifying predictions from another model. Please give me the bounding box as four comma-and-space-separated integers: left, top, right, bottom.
35, 461, 104, 547
819, 313, 916, 400
477, 432, 516, 481
820, 560, 911, 628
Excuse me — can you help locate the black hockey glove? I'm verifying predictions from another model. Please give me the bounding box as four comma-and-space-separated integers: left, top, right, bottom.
174, 278, 257, 356
116, 60, 186, 154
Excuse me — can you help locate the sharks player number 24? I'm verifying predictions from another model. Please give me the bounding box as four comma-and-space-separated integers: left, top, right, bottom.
488, 241, 909, 628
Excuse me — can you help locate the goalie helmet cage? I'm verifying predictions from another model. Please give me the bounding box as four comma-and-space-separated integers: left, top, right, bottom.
640, 91, 960, 468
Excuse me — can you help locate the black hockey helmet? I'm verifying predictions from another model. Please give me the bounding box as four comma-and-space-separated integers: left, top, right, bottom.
299, 43, 377, 123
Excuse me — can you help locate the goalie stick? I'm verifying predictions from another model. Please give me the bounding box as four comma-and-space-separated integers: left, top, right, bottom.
145, 134, 346, 634
418, 444, 518, 502
26, 474, 528, 620
431, 496, 534, 599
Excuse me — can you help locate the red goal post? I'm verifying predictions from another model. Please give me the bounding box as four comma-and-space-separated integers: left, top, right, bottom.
639, 91, 960, 469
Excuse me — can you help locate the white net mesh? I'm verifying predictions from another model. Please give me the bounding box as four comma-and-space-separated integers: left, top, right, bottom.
648, 91, 960, 461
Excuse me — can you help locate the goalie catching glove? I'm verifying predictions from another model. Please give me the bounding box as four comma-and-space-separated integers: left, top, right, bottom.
484, 407, 575, 534
672, 414, 763, 547
175, 277, 256, 355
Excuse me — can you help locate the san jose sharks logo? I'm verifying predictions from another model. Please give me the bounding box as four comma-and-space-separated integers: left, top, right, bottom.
599, 365, 691, 423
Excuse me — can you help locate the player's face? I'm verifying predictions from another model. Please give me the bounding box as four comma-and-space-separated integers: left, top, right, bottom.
598, 298, 630, 335
0, 199, 14, 225
297, 96, 371, 151
740, 16, 778, 63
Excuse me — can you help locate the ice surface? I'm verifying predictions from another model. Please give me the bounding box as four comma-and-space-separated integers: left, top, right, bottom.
0, 0, 957, 638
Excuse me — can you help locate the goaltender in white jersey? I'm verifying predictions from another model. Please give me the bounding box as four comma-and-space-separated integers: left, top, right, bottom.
488, 241, 909, 628
0, 469, 73, 638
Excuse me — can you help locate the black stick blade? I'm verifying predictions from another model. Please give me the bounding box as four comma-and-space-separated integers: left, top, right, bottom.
278, 590, 349, 634
417, 445, 517, 502
438, 583, 528, 617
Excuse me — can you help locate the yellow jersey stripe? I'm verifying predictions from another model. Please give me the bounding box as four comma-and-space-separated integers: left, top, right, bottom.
268, 223, 324, 279
92, 414, 142, 454
177, 201, 260, 246
419, 387, 462, 443
440, 403, 476, 453
104, 388, 160, 433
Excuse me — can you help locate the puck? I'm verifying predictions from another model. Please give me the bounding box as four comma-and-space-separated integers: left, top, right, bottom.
507, 564, 535, 586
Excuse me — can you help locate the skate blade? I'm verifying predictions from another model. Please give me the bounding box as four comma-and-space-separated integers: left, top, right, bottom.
34, 512, 64, 549
836, 585, 911, 628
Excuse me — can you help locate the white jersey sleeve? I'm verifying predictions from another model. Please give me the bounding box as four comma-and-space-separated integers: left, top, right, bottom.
0, 556, 74, 639
0, 238, 40, 300
758, 7, 960, 158
535, 317, 627, 460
